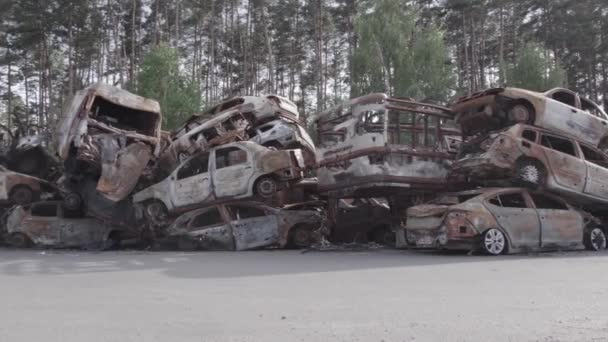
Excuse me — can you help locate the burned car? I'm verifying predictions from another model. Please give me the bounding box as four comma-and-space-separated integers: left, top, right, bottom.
177, 95, 300, 132
326, 198, 398, 245
315, 93, 460, 198
396, 188, 606, 255
249, 119, 316, 167
0, 165, 56, 205
161, 201, 326, 250
452, 124, 608, 208
453, 87, 608, 149
56, 82, 162, 202
134, 141, 304, 221
157, 110, 252, 175
4, 201, 133, 249
1, 134, 61, 181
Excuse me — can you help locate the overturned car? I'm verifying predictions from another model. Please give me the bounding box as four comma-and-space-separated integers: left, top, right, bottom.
134, 141, 304, 222
396, 188, 606, 254
161, 201, 326, 250
56, 83, 162, 203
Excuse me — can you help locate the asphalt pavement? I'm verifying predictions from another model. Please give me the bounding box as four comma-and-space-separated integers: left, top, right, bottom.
0, 248, 607, 342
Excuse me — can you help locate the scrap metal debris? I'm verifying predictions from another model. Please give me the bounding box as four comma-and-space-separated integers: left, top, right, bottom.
0, 83, 606, 255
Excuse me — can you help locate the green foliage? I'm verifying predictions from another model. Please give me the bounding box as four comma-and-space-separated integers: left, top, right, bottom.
507, 42, 567, 91
351, 0, 455, 102
137, 44, 202, 130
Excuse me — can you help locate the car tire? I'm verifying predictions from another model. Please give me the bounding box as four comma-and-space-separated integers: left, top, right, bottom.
481, 228, 508, 255
8, 232, 32, 248
63, 192, 82, 211
584, 227, 607, 251
290, 225, 313, 248
507, 102, 535, 124
514, 159, 546, 188
9, 185, 34, 205
146, 200, 169, 222
254, 176, 278, 199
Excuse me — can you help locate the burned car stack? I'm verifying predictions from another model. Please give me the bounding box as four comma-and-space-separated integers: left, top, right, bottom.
1, 82, 607, 256
395, 87, 608, 255
1, 83, 325, 251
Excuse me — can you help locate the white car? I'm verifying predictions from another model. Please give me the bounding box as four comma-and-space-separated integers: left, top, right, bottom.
133, 141, 304, 221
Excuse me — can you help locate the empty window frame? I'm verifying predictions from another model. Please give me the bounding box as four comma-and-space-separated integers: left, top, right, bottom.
541, 135, 577, 157
191, 207, 224, 227
530, 194, 568, 210
215, 147, 248, 169
177, 153, 210, 180
580, 144, 608, 168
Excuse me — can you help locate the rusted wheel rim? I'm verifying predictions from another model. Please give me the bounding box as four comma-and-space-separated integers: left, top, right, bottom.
590, 228, 607, 251
256, 178, 277, 198
11, 187, 33, 205
9, 233, 30, 248
147, 202, 167, 220
293, 228, 312, 247
509, 104, 531, 123
484, 229, 505, 255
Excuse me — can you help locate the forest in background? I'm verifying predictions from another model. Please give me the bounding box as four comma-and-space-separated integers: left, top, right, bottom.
0, 0, 607, 138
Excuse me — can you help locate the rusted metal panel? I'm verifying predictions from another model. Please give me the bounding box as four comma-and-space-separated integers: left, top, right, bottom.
97, 141, 152, 202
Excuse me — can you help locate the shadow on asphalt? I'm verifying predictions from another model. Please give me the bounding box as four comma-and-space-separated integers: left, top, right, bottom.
0, 247, 607, 279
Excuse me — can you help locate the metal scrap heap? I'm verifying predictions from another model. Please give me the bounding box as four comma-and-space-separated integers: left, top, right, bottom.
1, 83, 607, 255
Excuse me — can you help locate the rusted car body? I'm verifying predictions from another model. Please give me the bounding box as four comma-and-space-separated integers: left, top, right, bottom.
2, 134, 62, 181
163, 201, 326, 250
453, 87, 608, 148
249, 119, 316, 167
158, 111, 252, 174
315, 93, 460, 198
452, 124, 608, 208
178, 95, 300, 131
396, 188, 606, 254
0, 165, 55, 205
56, 83, 162, 202
4, 201, 133, 249
133, 141, 304, 220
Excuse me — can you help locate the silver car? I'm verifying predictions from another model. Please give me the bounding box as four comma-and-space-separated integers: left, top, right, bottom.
133, 141, 304, 221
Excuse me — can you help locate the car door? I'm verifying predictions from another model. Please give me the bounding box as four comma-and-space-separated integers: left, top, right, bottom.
53, 207, 109, 248
542, 89, 580, 135
528, 193, 583, 249
171, 152, 212, 208
184, 206, 234, 250
24, 203, 62, 244
212, 145, 255, 198
539, 133, 586, 192
484, 191, 540, 249
580, 143, 608, 200
226, 204, 280, 250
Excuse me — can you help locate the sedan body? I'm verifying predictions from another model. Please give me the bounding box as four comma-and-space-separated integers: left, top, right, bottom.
4, 201, 130, 249
164, 202, 326, 250
452, 87, 608, 149
396, 188, 606, 254
133, 141, 304, 220
452, 124, 608, 208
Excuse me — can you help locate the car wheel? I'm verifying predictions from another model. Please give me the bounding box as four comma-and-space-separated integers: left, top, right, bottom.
584, 227, 607, 251
146, 201, 169, 222
254, 176, 278, 199
481, 228, 507, 255
508, 103, 534, 124
290, 225, 313, 248
63, 192, 82, 211
514, 159, 546, 188
8, 233, 32, 248
9, 185, 34, 205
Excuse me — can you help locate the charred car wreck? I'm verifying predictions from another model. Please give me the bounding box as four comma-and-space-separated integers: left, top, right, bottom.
315, 93, 461, 199
56, 82, 162, 205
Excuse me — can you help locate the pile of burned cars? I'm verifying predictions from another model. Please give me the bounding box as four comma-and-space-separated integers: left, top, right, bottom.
1, 82, 607, 256
0, 83, 325, 251
395, 87, 608, 255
